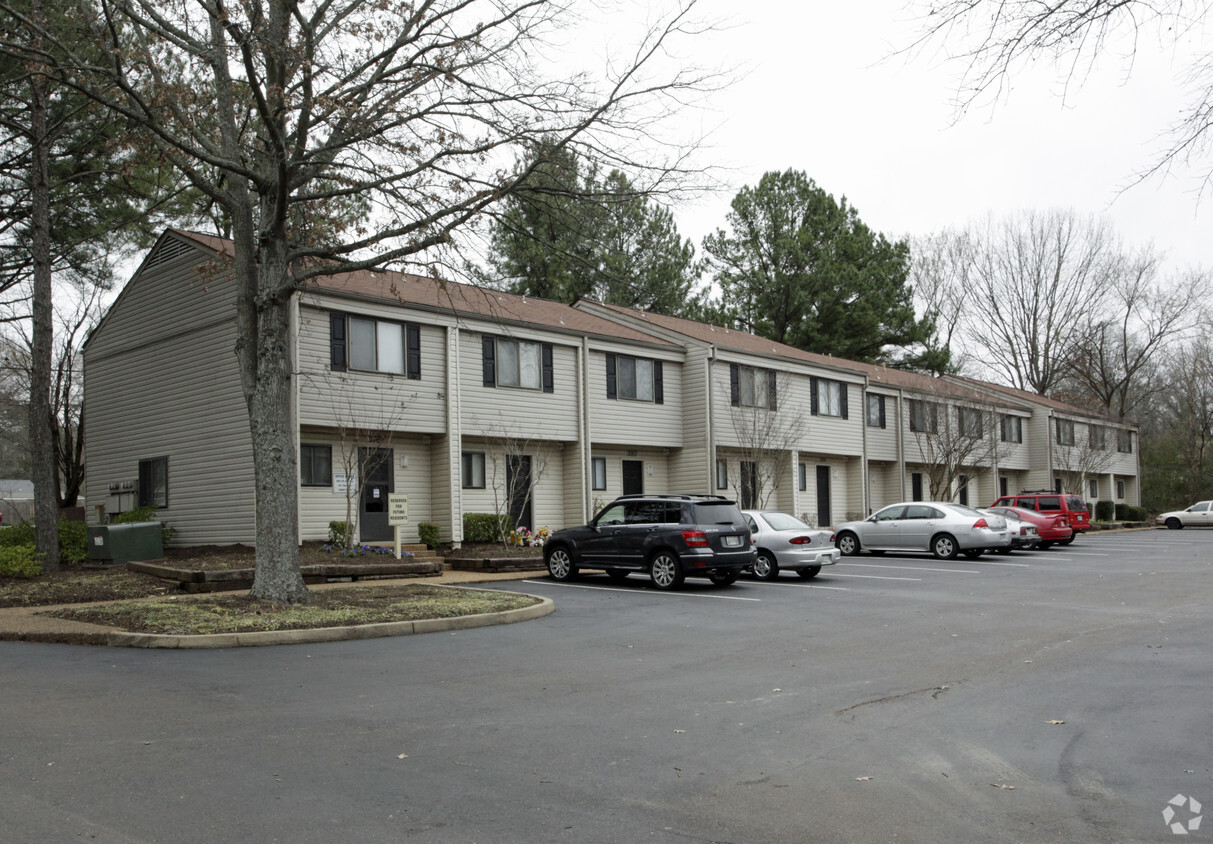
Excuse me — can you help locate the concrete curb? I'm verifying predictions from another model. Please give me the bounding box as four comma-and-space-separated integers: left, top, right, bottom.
106, 593, 555, 649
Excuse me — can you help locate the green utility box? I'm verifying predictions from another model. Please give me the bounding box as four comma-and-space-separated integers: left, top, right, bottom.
88, 522, 164, 564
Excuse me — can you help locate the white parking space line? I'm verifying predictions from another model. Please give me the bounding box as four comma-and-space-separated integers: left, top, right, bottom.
960, 559, 1032, 567
520, 580, 763, 601
827, 573, 923, 581
1049, 551, 1110, 557
842, 563, 981, 574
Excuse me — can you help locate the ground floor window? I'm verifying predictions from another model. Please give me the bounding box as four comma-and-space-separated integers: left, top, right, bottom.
462, 452, 485, 488
300, 444, 332, 486
591, 457, 607, 491
138, 457, 168, 508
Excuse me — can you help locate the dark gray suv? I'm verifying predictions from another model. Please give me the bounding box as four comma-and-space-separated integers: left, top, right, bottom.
543, 494, 756, 589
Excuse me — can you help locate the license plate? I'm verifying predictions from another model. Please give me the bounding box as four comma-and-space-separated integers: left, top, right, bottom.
723, 535, 742, 547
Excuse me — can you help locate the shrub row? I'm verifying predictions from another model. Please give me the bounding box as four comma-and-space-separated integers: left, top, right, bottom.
463, 513, 507, 544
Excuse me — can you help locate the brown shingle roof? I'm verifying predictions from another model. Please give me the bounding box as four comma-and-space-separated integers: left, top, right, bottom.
169, 230, 675, 347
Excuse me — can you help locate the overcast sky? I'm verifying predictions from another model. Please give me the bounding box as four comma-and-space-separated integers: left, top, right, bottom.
659, 0, 1210, 272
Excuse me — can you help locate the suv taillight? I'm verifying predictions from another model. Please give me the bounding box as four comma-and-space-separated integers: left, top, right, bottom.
682, 530, 709, 547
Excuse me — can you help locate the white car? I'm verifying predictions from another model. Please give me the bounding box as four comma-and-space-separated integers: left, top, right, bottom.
742, 510, 840, 580
1157, 501, 1213, 529
834, 502, 1012, 560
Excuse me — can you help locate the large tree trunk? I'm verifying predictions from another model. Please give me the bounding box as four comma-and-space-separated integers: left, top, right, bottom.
28, 0, 59, 572
244, 254, 309, 605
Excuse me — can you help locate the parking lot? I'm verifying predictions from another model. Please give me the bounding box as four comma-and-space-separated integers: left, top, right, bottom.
2, 529, 1211, 842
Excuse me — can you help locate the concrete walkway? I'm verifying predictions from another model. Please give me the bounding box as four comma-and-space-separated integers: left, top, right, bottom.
0, 568, 548, 648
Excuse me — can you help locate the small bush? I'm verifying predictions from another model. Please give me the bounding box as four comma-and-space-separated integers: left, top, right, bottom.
328, 521, 353, 547
0, 519, 87, 565
0, 543, 41, 578
0, 521, 35, 547
417, 521, 440, 549
1095, 500, 1115, 522
463, 513, 507, 544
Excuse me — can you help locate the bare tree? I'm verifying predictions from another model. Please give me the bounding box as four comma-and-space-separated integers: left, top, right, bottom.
724, 370, 805, 509
910, 228, 976, 375
1050, 418, 1116, 500
908, 0, 1213, 191
476, 414, 556, 547
11, 0, 718, 602
907, 392, 1012, 501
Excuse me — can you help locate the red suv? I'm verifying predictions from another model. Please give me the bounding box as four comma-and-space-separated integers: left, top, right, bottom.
990, 491, 1089, 544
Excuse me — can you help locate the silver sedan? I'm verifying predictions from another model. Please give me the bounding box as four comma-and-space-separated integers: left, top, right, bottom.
834, 502, 1012, 560
742, 510, 840, 580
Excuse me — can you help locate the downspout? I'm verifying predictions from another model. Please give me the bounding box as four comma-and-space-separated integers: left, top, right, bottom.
896, 387, 906, 502
706, 345, 716, 494
448, 326, 461, 545
860, 376, 870, 516
580, 336, 591, 522
290, 291, 301, 545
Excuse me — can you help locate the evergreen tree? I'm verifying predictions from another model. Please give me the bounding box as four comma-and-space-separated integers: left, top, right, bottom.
702, 170, 942, 368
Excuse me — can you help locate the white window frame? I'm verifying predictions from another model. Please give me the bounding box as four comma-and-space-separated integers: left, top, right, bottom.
591, 457, 607, 491
497, 339, 542, 389
818, 379, 843, 417
461, 451, 486, 489
618, 356, 654, 402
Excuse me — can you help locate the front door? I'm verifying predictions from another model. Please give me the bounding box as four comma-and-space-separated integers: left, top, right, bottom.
622, 460, 644, 496
359, 447, 393, 542
507, 454, 533, 532
816, 465, 832, 527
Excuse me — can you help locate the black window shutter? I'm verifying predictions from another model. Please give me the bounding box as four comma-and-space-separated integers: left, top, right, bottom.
810, 376, 819, 416
879, 396, 887, 429
330, 313, 346, 371
767, 370, 777, 411
654, 361, 664, 404
542, 344, 554, 393
840, 383, 848, 419
730, 364, 740, 406
406, 324, 421, 379
482, 336, 495, 387
606, 354, 617, 399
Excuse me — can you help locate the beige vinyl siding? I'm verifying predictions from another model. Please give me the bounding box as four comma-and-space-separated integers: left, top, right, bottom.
563, 442, 587, 524
429, 434, 455, 542
867, 463, 904, 513
456, 437, 568, 531
84, 245, 254, 544
670, 348, 712, 493
586, 348, 683, 447
588, 446, 672, 500
1023, 412, 1053, 490
459, 331, 579, 440
863, 391, 900, 461
295, 303, 447, 433
296, 429, 434, 543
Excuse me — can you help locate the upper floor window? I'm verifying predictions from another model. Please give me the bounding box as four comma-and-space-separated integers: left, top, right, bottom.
482, 336, 554, 392
606, 354, 663, 403
730, 363, 777, 410
1056, 418, 1076, 446
866, 394, 886, 428
1118, 429, 1133, 453
811, 377, 848, 418
909, 400, 938, 433
330, 313, 420, 378
1089, 425, 1106, 450
958, 407, 983, 438
1000, 415, 1023, 443
300, 444, 332, 487
138, 456, 168, 508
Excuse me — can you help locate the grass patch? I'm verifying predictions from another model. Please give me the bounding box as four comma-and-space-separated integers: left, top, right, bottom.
44, 584, 541, 635
0, 568, 176, 608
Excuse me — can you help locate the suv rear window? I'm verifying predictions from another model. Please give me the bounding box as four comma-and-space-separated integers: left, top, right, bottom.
690, 501, 746, 526
1035, 496, 1062, 510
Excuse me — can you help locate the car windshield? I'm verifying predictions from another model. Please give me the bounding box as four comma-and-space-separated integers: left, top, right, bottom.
760, 512, 811, 531
1064, 496, 1086, 510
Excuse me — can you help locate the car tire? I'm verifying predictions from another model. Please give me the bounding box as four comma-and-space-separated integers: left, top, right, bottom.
1039, 541, 1053, 550
1058, 535, 1075, 546
836, 532, 860, 556
708, 570, 739, 587
797, 565, 822, 579
963, 549, 982, 559
546, 547, 579, 581
994, 546, 1012, 555
752, 551, 779, 580
931, 533, 958, 560
1166, 517, 1183, 530
605, 568, 630, 583
649, 551, 685, 590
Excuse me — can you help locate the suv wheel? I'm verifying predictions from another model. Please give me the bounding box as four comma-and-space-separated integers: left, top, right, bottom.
546, 547, 579, 581
752, 551, 779, 580
649, 551, 685, 590
931, 533, 958, 560
836, 531, 860, 556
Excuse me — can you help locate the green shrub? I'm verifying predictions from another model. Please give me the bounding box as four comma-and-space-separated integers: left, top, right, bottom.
328, 520, 352, 546
463, 513, 507, 544
0, 519, 87, 565
417, 521, 440, 549
0, 543, 41, 578
1095, 500, 1115, 522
